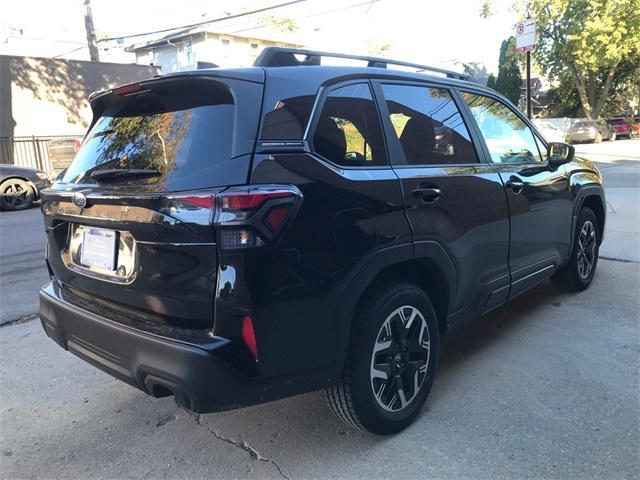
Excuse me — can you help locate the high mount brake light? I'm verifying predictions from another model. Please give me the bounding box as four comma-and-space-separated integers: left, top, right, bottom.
113, 84, 147, 96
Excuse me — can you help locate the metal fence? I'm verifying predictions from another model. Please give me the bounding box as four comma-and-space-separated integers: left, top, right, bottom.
537, 118, 588, 136
0, 135, 83, 173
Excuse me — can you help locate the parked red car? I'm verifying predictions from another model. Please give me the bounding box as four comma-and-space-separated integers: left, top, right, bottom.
630, 116, 640, 138
607, 117, 634, 138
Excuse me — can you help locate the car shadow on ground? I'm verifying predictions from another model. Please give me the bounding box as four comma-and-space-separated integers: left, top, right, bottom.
3, 278, 590, 478
176, 280, 567, 461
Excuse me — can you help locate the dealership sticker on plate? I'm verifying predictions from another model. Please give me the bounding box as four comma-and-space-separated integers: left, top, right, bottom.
80, 227, 117, 271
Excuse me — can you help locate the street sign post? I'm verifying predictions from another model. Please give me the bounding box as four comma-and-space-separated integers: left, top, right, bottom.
516, 18, 536, 119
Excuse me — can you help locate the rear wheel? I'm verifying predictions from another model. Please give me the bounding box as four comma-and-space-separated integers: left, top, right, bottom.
0, 179, 35, 211
552, 207, 600, 292
326, 281, 439, 434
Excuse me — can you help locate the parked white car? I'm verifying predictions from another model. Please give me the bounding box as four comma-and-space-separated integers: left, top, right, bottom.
533, 120, 566, 143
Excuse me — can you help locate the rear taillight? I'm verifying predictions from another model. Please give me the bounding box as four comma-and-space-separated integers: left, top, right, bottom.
213, 185, 302, 251
164, 185, 302, 250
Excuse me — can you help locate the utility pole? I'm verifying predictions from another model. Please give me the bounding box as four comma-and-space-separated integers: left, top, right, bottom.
83, 0, 99, 62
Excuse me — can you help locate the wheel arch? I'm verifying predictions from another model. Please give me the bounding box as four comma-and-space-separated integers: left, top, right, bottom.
355, 259, 451, 336
330, 241, 456, 366
581, 195, 605, 243
569, 185, 606, 258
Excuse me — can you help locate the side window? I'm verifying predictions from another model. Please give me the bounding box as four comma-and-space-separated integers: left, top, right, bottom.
312, 83, 387, 167
260, 95, 316, 140
461, 92, 544, 164
381, 84, 478, 166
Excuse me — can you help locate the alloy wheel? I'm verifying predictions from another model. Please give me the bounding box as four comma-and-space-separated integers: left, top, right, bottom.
2, 182, 30, 208
370, 305, 430, 412
577, 220, 597, 279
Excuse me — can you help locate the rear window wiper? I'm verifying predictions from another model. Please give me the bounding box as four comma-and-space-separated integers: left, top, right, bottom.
89, 168, 161, 181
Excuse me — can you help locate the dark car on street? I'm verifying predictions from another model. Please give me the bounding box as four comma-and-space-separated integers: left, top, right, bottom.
39, 48, 606, 435
566, 119, 616, 143
0, 164, 51, 211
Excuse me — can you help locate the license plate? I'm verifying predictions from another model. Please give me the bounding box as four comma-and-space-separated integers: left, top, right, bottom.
79, 227, 117, 271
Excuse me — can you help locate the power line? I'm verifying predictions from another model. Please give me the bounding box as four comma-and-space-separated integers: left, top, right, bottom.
5, 35, 85, 45
99, 0, 308, 43
53, 44, 87, 58
224, 0, 381, 35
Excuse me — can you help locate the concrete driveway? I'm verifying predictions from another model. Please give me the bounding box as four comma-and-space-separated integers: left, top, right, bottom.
1, 139, 638, 478
574, 140, 640, 262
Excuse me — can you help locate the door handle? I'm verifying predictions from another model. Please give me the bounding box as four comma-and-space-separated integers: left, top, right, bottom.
412, 187, 441, 203
505, 179, 524, 194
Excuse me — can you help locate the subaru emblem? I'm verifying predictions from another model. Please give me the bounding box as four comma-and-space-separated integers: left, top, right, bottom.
72, 192, 87, 209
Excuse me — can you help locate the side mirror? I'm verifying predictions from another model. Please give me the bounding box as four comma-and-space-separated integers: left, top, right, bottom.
547, 142, 574, 168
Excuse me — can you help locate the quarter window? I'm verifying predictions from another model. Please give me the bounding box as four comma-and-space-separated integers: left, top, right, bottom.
312, 83, 387, 167
381, 84, 478, 165
462, 92, 544, 163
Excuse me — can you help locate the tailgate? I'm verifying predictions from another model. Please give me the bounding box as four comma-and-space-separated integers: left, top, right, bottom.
41, 73, 264, 329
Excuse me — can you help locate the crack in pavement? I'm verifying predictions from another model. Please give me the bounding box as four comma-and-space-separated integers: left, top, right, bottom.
190, 412, 289, 479
0, 313, 39, 328
600, 256, 639, 264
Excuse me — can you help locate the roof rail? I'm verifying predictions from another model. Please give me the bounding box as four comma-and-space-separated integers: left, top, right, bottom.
253, 47, 469, 80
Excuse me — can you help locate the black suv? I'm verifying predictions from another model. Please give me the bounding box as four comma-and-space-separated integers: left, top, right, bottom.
39, 48, 605, 435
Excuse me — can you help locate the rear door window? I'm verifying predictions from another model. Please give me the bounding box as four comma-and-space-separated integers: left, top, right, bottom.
311, 83, 387, 167
380, 84, 478, 165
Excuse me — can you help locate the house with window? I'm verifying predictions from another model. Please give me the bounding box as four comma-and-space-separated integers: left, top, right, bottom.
126, 27, 303, 73
519, 77, 554, 117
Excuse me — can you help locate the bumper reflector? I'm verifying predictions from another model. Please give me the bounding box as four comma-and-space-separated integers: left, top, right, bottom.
242, 316, 258, 360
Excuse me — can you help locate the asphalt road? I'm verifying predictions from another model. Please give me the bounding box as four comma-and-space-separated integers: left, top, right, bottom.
0, 139, 638, 478
0, 207, 47, 325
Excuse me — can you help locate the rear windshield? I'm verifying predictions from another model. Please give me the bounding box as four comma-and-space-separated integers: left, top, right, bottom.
63, 80, 239, 191
608, 118, 624, 125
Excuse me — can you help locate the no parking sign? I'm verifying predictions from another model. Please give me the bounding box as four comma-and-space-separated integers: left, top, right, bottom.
516, 18, 536, 53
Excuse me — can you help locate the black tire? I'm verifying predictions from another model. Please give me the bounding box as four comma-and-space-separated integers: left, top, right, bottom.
0, 179, 35, 211
326, 281, 439, 435
552, 207, 600, 292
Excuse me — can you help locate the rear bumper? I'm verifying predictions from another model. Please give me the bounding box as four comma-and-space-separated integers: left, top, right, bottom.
567, 133, 596, 143
39, 282, 262, 413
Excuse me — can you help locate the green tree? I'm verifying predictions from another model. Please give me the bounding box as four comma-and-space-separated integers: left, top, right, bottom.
258, 14, 299, 32
547, 78, 584, 117
529, 0, 640, 120
487, 73, 497, 89
461, 62, 489, 84
495, 37, 522, 104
